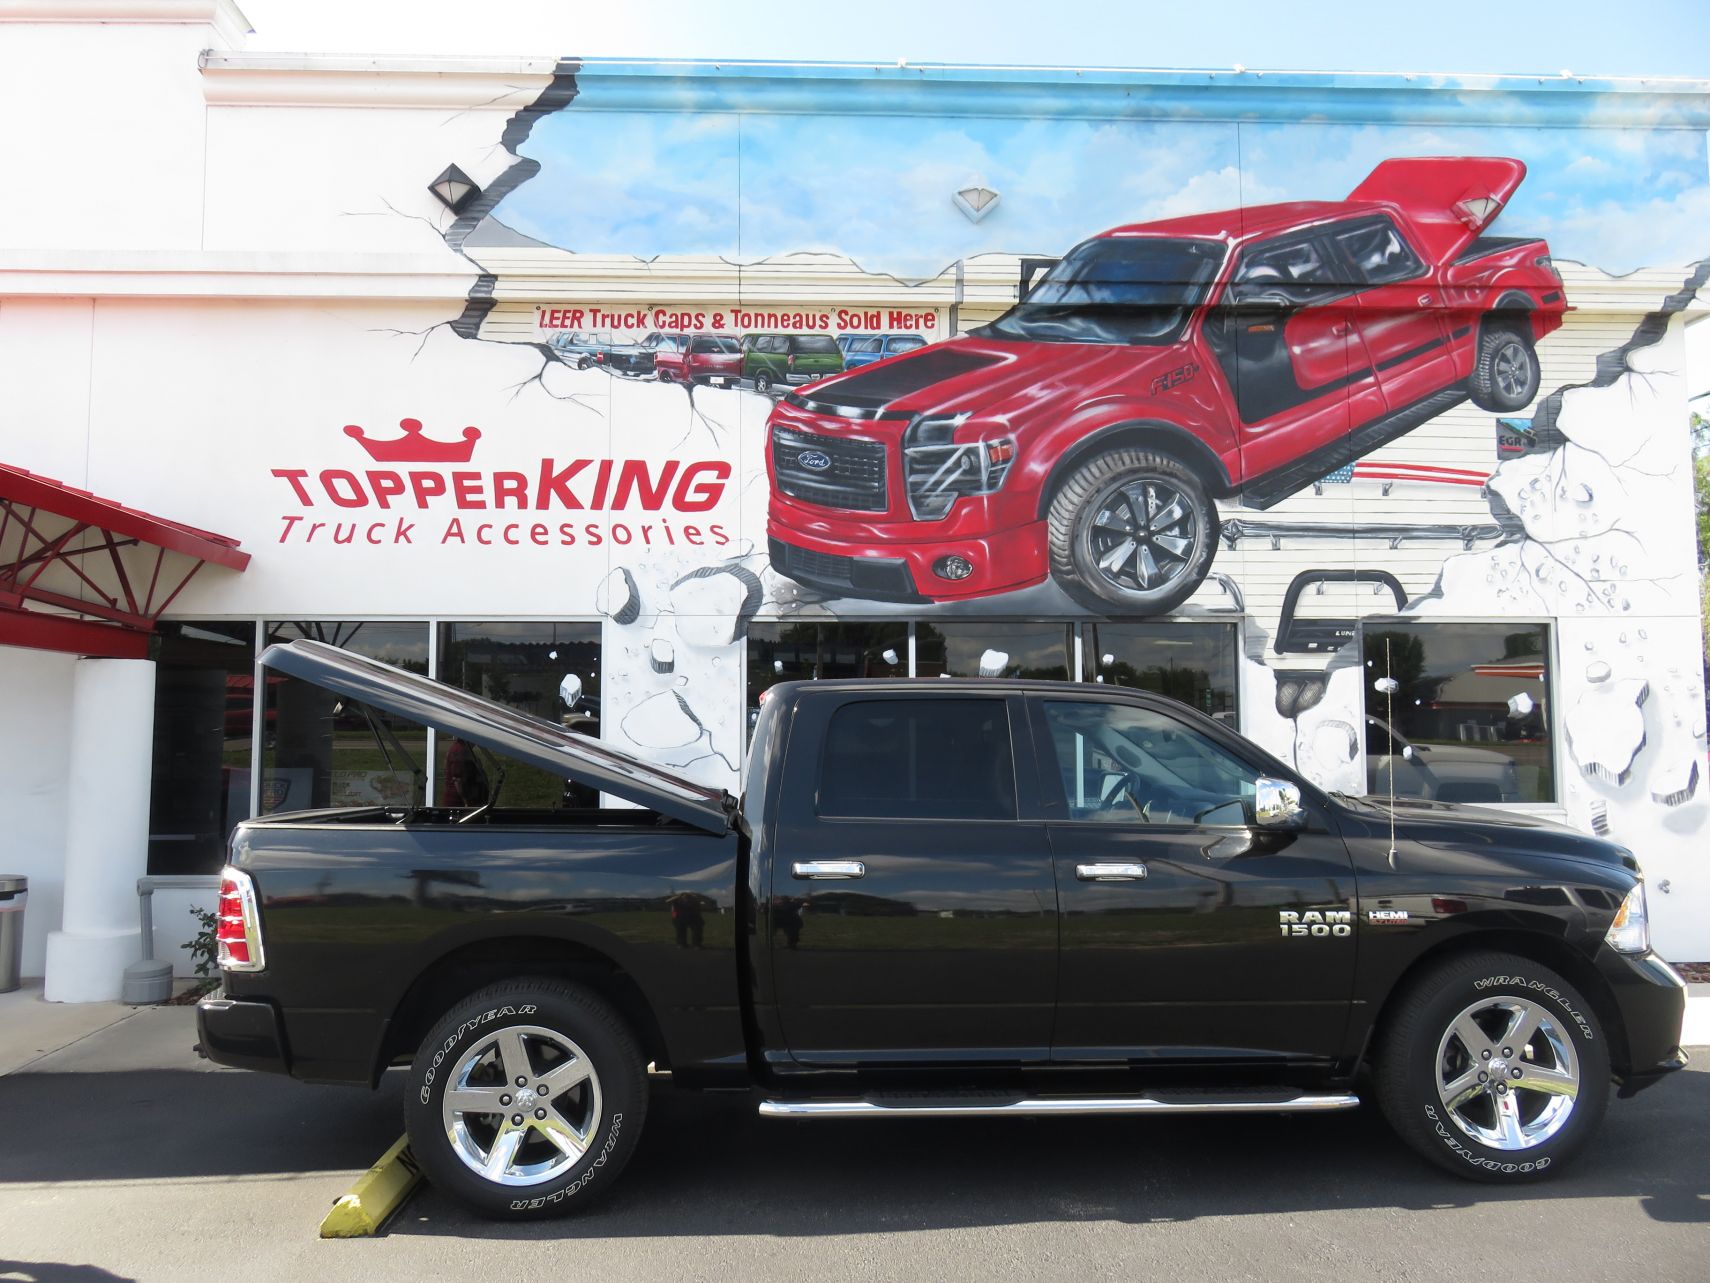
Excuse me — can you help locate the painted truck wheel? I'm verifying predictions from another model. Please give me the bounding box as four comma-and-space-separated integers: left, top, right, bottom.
405, 980, 648, 1219
1048, 447, 1219, 616
1374, 950, 1609, 1183
1470, 324, 1540, 412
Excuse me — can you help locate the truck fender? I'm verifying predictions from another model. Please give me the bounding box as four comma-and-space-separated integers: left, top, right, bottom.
1035, 418, 1235, 520
373, 921, 670, 1085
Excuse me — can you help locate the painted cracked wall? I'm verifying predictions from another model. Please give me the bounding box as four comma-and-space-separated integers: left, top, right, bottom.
403, 67, 1709, 948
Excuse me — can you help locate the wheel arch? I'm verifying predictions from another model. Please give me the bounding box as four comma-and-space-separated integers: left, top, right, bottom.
1036, 419, 1234, 520
374, 934, 670, 1086
1480, 291, 1539, 340
1363, 928, 1630, 1078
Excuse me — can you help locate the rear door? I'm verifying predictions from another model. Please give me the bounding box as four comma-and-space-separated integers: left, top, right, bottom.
769, 691, 1057, 1066
1326, 216, 1455, 411
1030, 692, 1357, 1064
1206, 230, 1382, 480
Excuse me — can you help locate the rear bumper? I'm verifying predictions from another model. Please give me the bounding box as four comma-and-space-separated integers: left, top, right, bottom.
197, 995, 291, 1076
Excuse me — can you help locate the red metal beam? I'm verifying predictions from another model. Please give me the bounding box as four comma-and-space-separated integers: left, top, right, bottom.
0, 606, 149, 659
0, 464, 249, 571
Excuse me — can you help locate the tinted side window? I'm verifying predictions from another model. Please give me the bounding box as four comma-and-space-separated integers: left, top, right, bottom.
888, 336, 926, 353
1040, 700, 1256, 826
819, 698, 1016, 820
1331, 218, 1423, 286
849, 337, 882, 353
690, 336, 715, 353
1232, 236, 1338, 306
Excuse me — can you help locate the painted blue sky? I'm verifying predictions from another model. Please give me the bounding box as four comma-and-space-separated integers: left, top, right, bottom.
495, 81, 1710, 277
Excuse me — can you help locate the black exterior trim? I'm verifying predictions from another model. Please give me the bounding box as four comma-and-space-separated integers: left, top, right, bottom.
197, 997, 290, 1076
1237, 385, 1470, 510
1374, 333, 1447, 373
797, 348, 1004, 415
767, 537, 925, 603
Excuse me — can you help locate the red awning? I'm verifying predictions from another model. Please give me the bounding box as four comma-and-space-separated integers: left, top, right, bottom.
0, 462, 250, 658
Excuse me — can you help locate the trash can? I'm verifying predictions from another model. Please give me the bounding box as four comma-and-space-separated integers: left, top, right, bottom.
0, 875, 25, 994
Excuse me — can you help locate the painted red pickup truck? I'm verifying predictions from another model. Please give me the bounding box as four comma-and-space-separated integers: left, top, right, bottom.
655, 333, 743, 386
766, 157, 1567, 614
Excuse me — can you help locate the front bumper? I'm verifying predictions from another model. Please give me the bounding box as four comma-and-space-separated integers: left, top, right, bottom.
196, 995, 291, 1076
767, 519, 1048, 603
1601, 950, 1689, 1096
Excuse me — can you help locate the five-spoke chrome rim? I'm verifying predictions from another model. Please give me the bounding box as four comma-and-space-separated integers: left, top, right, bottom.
1435, 996, 1578, 1151
441, 1025, 603, 1186
1493, 339, 1533, 402
1087, 478, 1199, 594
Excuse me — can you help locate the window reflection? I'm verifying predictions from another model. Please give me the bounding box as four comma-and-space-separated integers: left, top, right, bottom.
146, 621, 256, 875
915, 622, 1074, 680
1362, 623, 1553, 803
437, 622, 601, 810
1083, 622, 1238, 721
747, 621, 908, 724
260, 621, 430, 813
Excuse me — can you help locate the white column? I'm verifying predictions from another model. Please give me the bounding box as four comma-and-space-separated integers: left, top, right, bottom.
43, 657, 156, 1002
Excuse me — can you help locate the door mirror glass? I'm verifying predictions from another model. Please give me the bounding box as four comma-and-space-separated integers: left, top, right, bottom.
1253, 776, 1306, 829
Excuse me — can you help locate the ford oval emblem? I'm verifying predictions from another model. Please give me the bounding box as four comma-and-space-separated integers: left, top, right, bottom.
797, 449, 832, 472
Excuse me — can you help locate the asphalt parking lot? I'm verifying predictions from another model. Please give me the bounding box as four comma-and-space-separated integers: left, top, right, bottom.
1, 1007, 1705, 1283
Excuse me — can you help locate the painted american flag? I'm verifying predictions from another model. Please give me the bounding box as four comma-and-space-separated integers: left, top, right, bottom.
1319, 461, 1490, 489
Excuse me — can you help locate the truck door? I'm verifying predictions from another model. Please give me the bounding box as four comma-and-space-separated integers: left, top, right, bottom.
1204, 231, 1383, 482
1325, 216, 1455, 412
768, 692, 1057, 1066
1028, 693, 1356, 1064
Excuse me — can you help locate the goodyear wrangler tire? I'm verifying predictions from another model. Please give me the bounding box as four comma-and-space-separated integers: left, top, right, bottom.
1047, 447, 1219, 616
405, 979, 647, 1219
1469, 322, 1540, 412
1374, 951, 1609, 1183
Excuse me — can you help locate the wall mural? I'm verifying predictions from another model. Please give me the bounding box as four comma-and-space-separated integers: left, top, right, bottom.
379, 65, 1707, 896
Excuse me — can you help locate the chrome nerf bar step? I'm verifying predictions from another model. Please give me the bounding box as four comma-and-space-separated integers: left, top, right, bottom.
758, 1090, 1361, 1119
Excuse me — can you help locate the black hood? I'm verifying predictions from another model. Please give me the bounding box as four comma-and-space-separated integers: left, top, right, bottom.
1339, 795, 1636, 874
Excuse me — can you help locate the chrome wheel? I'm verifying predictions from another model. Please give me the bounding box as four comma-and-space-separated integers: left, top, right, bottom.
1088, 478, 1199, 594
440, 1024, 603, 1187
1493, 338, 1533, 402
1435, 995, 1579, 1151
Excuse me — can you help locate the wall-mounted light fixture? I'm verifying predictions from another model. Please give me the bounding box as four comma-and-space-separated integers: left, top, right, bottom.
953, 182, 1000, 223
429, 164, 480, 213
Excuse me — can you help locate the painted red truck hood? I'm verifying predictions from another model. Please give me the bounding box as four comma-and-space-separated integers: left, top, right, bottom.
794, 335, 1185, 425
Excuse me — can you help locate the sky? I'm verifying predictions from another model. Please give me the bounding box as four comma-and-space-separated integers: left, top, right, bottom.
237, 0, 1710, 78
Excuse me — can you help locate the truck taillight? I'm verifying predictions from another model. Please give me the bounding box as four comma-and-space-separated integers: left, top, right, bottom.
787, 353, 796, 368
216, 867, 265, 973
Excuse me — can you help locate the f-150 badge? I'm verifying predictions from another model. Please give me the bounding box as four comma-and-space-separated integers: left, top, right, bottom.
1279, 909, 1352, 938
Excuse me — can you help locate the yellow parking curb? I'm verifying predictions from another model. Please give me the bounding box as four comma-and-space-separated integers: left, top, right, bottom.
318, 1135, 422, 1238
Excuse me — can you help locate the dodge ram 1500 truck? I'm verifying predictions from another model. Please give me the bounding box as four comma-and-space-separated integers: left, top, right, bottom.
766, 156, 1567, 615
200, 639, 1685, 1219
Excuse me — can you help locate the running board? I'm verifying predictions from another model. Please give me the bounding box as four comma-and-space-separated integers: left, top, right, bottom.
758, 1091, 1361, 1119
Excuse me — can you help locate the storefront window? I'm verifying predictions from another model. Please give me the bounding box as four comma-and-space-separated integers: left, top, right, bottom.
146, 621, 257, 875
1361, 622, 1554, 804
915, 622, 1074, 680
437, 622, 601, 810
260, 621, 431, 814
1083, 622, 1239, 722
747, 621, 908, 723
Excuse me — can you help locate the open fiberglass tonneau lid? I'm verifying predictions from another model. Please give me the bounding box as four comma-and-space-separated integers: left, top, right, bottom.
260, 638, 732, 833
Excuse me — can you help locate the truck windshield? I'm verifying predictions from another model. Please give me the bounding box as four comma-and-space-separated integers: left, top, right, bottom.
979, 237, 1224, 346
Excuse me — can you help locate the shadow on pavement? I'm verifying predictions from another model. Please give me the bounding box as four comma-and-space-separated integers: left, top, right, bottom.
391, 1063, 1710, 1239
0, 1069, 404, 1182
0, 1263, 135, 1282
3, 1059, 1704, 1238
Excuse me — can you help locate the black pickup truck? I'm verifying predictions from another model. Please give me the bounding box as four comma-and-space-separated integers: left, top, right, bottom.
200, 639, 1687, 1218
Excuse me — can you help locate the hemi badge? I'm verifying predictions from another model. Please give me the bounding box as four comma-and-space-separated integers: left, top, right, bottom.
1368, 909, 1409, 924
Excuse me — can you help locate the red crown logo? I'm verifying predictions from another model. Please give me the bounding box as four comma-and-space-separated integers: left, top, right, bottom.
343, 418, 482, 464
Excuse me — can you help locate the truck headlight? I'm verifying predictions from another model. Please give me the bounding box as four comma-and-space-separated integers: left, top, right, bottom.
1606, 883, 1649, 955
903, 414, 1015, 520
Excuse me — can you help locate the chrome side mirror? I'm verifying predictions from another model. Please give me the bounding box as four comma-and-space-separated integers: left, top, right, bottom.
1253, 777, 1306, 829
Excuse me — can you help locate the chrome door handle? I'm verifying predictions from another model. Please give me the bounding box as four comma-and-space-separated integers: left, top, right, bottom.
1075, 862, 1148, 882
791, 861, 866, 880
1418, 293, 1434, 306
